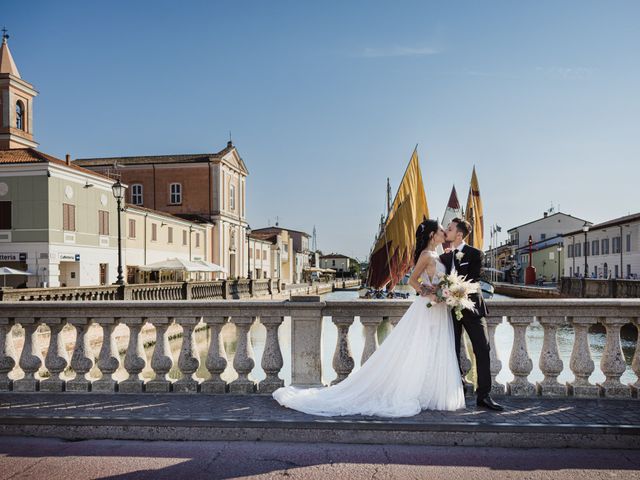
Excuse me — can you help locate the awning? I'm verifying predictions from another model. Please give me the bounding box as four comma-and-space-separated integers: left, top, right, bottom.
137, 258, 227, 273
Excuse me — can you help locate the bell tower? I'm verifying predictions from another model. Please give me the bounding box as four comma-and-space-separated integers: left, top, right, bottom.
0, 29, 38, 149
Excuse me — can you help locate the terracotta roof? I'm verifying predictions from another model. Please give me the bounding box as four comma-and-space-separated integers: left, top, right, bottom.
126, 205, 212, 226
320, 253, 350, 259
74, 144, 235, 167
249, 231, 278, 243
562, 212, 640, 237
252, 226, 311, 238
0, 148, 114, 182
506, 212, 590, 232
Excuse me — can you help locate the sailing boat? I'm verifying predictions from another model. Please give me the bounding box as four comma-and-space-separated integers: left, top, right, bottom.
364, 147, 429, 296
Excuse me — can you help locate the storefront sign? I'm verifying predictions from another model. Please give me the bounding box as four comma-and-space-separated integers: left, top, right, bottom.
59, 253, 79, 261
0, 252, 26, 261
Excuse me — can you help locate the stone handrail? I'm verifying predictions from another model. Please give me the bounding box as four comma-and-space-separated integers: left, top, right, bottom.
1, 298, 636, 397
560, 277, 640, 298
0, 285, 120, 302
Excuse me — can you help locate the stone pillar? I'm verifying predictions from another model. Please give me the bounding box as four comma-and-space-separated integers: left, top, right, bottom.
146, 318, 173, 393
174, 317, 201, 393
290, 301, 323, 387
229, 316, 257, 394
597, 317, 632, 398
93, 319, 121, 392
119, 318, 147, 393
201, 316, 229, 394
485, 316, 505, 395
40, 319, 69, 392
536, 316, 567, 396
67, 318, 94, 392
567, 316, 599, 397
14, 321, 42, 392
631, 317, 640, 398
331, 315, 355, 385
259, 315, 285, 393
506, 316, 535, 396
360, 316, 383, 365
0, 320, 16, 391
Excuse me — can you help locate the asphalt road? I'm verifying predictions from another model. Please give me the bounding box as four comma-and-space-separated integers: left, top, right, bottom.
1, 436, 639, 479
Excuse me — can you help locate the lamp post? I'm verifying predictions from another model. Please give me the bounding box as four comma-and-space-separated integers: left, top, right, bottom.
246, 225, 252, 279
111, 179, 125, 286
556, 245, 563, 284
582, 222, 589, 278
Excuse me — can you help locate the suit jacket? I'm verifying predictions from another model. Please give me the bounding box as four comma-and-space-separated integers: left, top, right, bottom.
439, 244, 489, 318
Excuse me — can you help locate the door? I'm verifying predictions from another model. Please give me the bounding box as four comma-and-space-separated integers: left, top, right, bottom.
99, 263, 107, 285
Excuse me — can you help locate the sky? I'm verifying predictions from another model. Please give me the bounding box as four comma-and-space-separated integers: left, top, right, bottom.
4, 1, 640, 260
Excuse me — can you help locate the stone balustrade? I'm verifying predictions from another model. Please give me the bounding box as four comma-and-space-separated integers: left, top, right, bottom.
0, 299, 637, 398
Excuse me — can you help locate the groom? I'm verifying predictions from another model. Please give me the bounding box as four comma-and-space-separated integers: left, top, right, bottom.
440, 218, 504, 411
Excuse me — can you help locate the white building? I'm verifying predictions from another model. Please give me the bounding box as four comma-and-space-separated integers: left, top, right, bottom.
562, 213, 640, 279
320, 253, 352, 273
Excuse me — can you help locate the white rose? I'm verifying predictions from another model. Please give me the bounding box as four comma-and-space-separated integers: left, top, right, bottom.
455, 251, 465, 261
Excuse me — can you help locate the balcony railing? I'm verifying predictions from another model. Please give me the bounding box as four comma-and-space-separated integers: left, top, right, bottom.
0, 299, 637, 398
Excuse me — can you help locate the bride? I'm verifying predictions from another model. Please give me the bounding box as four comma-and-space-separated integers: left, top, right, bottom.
272, 219, 465, 417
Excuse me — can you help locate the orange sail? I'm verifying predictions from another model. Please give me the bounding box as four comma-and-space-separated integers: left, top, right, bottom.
367, 148, 429, 290
465, 166, 484, 250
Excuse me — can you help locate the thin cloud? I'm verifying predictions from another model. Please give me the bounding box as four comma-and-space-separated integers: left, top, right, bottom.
536, 66, 595, 80
359, 46, 441, 58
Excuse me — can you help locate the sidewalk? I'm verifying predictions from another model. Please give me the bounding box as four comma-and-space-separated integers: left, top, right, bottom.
1, 393, 638, 449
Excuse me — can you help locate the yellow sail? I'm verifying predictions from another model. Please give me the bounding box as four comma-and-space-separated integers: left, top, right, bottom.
367, 148, 429, 289
465, 166, 484, 249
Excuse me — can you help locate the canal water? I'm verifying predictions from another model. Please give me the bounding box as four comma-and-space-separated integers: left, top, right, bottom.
143, 290, 637, 389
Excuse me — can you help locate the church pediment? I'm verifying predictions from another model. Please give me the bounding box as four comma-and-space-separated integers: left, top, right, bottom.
221, 148, 249, 175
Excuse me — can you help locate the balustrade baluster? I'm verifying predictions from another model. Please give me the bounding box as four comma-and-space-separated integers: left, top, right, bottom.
67, 318, 94, 392
598, 317, 631, 398
41, 318, 69, 392
631, 317, 640, 398
120, 317, 147, 393
14, 320, 42, 392
485, 316, 505, 395
229, 316, 257, 394
201, 316, 229, 394
174, 317, 202, 393
360, 316, 383, 364
0, 320, 16, 391
93, 319, 121, 392
146, 318, 173, 393
290, 300, 323, 387
458, 331, 474, 396
330, 315, 355, 385
259, 315, 285, 392
536, 316, 567, 396
506, 316, 535, 396
567, 316, 599, 397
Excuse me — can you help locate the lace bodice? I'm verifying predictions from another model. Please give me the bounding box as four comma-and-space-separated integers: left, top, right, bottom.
421, 250, 446, 286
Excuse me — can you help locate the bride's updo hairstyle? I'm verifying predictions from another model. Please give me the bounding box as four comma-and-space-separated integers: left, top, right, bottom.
413, 219, 439, 266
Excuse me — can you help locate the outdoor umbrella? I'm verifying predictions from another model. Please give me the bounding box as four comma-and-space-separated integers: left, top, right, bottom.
0, 267, 34, 287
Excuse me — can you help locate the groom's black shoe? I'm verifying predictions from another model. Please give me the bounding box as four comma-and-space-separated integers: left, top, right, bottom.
476, 395, 504, 411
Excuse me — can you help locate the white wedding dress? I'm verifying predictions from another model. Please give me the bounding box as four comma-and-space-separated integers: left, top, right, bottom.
273, 251, 465, 417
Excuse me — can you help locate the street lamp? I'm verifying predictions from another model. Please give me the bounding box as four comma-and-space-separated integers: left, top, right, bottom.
246, 225, 252, 279
556, 245, 563, 284
111, 179, 125, 286
582, 222, 589, 278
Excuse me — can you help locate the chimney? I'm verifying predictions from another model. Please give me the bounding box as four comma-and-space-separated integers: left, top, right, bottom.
543, 212, 548, 218
65, 154, 71, 165
227, 140, 233, 148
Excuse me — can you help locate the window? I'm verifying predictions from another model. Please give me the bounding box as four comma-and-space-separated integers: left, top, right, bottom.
182, 230, 187, 246
249, 247, 252, 259
63, 203, 76, 231
168, 227, 173, 244
16, 101, 25, 130
615, 265, 619, 278
128, 219, 136, 238
592, 240, 599, 256
568, 244, 574, 258
151, 223, 157, 241
332, 259, 336, 266
98, 210, 109, 235
575, 243, 581, 257
627, 234, 632, 252
255, 247, 259, 260
612, 236, 621, 254
131, 184, 143, 205
0, 201, 11, 229
628, 264, 632, 278
230, 184, 235, 210
169, 183, 182, 204
195, 233, 200, 247
601, 238, 610, 255
263, 249, 267, 260
584, 241, 590, 257
540, 233, 546, 241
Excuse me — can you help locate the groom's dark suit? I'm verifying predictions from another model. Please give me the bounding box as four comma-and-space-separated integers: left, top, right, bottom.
440, 244, 491, 399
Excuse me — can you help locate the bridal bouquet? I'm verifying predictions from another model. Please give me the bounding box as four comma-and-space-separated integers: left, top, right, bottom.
422, 272, 480, 320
